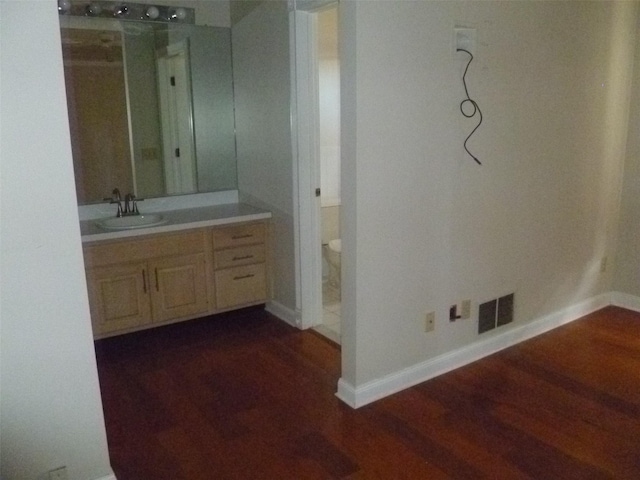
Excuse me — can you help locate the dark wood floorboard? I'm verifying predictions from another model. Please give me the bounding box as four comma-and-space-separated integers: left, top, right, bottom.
95, 306, 640, 479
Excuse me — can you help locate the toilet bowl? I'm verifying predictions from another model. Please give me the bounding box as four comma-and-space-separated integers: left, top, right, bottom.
325, 239, 341, 289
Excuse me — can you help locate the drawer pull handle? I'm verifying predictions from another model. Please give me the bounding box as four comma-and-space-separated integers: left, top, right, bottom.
232, 255, 254, 261
233, 274, 255, 281
155, 268, 159, 291
231, 234, 253, 240
142, 269, 147, 293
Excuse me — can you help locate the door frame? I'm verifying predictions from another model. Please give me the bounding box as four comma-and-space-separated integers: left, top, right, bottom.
292, 0, 338, 329
156, 40, 197, 195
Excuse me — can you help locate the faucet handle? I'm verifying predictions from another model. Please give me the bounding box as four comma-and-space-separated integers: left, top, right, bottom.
132, 195, 144, 215
123, 193, 132, 215
104, 188, 123, 217
103, 188, 121, 203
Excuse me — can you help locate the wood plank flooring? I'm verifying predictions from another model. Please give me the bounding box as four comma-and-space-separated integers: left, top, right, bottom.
94, 306, 640, 479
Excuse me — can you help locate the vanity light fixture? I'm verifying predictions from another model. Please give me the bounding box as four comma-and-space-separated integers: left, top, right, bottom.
57, 1, 195, 24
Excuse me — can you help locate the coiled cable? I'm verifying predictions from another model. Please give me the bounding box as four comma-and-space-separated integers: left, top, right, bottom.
457, 48, 482, 166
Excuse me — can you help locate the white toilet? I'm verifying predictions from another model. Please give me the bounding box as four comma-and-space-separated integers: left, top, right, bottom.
321, 203, 341, 289
326, 238, 341, 289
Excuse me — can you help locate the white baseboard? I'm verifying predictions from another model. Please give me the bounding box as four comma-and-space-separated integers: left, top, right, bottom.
337, 292, 612, 409
94, 472, 117, 480
265, 300, 300, 328
611, 291, 640, 313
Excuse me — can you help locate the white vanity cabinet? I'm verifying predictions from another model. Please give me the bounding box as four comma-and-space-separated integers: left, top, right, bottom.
83, 220, 270, 339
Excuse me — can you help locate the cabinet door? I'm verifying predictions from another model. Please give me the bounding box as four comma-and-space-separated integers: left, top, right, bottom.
150, 253, 208, 322
86, 262, 151, 336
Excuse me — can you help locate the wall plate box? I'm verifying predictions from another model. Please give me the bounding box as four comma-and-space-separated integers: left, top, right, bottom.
454, 27, 477, 56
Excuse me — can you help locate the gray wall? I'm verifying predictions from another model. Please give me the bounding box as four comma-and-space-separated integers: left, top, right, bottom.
233, 0, 297, 313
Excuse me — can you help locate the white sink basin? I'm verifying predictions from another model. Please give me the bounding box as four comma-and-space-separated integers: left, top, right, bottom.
97, 214, 166, 230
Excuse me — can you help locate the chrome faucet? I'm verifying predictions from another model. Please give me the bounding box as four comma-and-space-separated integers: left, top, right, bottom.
104, 188, 123, 217
104, 188, 143, 217
123, 193, 141, 216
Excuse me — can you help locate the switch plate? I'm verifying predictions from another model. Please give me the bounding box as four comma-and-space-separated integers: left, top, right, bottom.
425, 311, 435, 332
454, 27, 476, 56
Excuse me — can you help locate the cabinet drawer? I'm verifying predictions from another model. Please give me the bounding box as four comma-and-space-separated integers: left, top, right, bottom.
214, 264, 266, 309
214, 244, 265, 270
84, 230, 206, 268
212, 223, 265, 249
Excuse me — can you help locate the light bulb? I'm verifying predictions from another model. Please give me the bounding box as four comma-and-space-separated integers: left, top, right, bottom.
58, 0, 72, 13
145, 6, 159, 20
114, 5, 128, 17
171, 7, 187, 21
87, 3, 102, 16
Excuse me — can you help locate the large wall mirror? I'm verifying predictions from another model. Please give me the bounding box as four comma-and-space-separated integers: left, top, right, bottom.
60, 16, 237, 204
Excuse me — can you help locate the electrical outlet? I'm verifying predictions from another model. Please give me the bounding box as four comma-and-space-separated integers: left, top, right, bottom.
49, 467, 68, 480
461, 300, 471, 319
425, 311, 435, 332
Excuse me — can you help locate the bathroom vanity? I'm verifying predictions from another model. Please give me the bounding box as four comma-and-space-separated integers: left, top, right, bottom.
80, 203, 271, 339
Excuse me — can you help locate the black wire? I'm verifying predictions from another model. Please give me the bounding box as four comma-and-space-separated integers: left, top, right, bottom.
457, 48, 482, 166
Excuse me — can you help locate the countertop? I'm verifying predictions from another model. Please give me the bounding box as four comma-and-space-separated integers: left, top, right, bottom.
80, 203, 271, 243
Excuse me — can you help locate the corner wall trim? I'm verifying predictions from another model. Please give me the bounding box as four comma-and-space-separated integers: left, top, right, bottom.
265, 300, 300, 328
336, 293, 611, 409
611, 291, 640, 313
336, 378, 357, 406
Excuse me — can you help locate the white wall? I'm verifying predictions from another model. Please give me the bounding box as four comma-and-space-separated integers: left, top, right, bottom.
0, 2, 113, 479
340, 1, 637, 388
615, 11, 640, 299
233, 1, 297, 313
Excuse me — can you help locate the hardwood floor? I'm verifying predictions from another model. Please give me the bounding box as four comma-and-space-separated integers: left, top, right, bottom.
95, 306, 640, 479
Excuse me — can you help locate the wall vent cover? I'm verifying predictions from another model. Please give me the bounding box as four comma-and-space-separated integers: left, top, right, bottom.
497, 293, 514, 327
478, 299, 497, 334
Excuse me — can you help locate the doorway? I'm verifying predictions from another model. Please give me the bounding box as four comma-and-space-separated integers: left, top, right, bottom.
293, 1, 341, 343
314, 6, 341, 344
